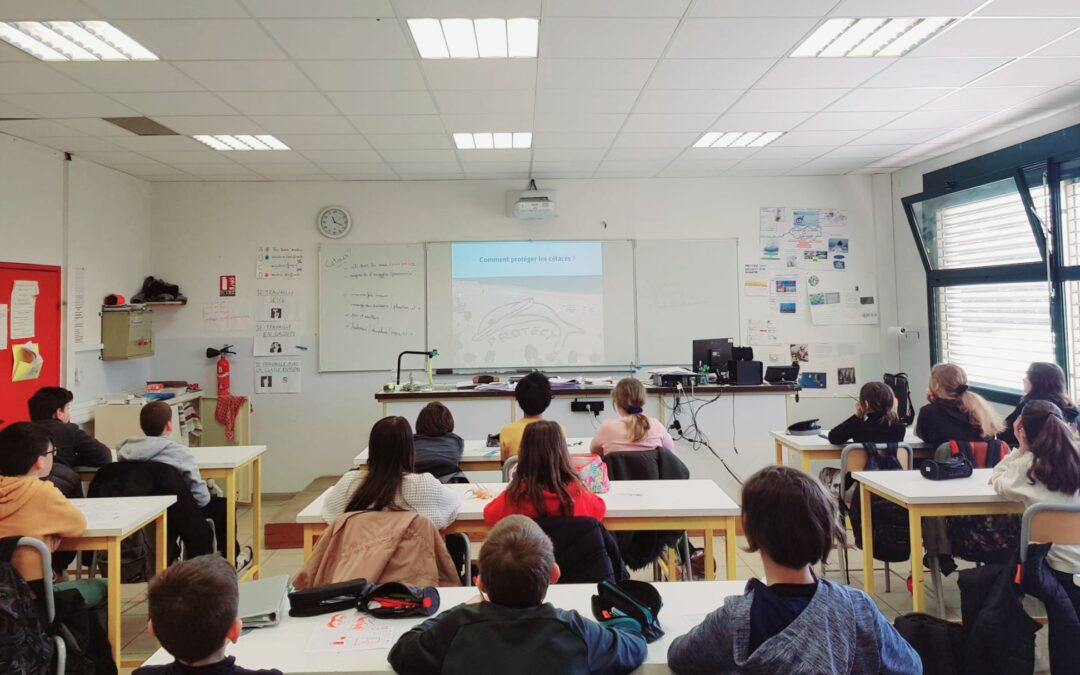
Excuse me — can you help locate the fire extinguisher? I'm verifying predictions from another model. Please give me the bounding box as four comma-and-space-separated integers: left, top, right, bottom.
205, 345, 236, 397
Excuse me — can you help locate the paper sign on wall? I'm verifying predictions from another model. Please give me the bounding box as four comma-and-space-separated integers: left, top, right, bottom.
203, 301, 253, 334
73, 267, 86, 347
748, 319, 778, 346
11, 341, 43, 382
10, 280, 38, 340
256, 246, 304, 280
255, 358, 301, 394
219, 275, 237, 297
0, 304, 7, 350
809, 285, 879, 326
256, 288, 301, 321
253, 322, 300, 356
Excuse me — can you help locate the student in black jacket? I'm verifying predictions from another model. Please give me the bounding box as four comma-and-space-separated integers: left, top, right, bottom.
389, 515, 646, 675
915, 363, 1003, 448
828, 381, 908, 445
28, 387, 113, 497
998, 362, 1079, 447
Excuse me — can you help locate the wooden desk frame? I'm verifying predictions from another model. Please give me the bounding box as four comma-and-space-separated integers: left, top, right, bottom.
201, 454, 262, 582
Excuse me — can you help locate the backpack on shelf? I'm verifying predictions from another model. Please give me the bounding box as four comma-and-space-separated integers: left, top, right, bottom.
884, 373, 916, 426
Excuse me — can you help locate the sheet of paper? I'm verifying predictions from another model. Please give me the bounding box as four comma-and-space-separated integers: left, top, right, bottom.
203, 300, 253, 334
255, 288, 301, 320
11, 341, 43, 382
0, 304, 7, 350
256, 246, 305, 280
253, 321, 300, 356
759, 207, 784, 261
837, 367, 856, 385
73, 266, 86, 346
813, 342, 836, 360
305, 613, 395, 652
809, 284, 879, 326
10, 280, 38, 340
748, 319, 778, 346
255, 358, 301, 393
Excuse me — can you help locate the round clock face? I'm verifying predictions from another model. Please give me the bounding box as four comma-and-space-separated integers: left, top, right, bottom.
317, 206, 351, 239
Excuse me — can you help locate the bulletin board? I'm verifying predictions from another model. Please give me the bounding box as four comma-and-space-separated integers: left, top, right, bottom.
0, 262, 61, 428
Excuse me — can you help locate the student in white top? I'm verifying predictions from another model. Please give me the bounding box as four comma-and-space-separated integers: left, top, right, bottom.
321, 416, 461, 529
991, 400, 1080, 575
590, 378, 674, 456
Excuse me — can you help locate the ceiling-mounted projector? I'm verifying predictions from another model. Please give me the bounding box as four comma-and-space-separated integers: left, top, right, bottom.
507, 179, 557, 220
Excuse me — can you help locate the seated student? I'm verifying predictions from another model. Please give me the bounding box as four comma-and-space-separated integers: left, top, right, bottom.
321, 416, 460, 528
667, 465, 920, 674
388, 514, 646, 674
484, 420, 606, 526
134, 555, 281, 675
999, 362, 1079, 447
915, 363, 1002, 448
117, 401, 237, 563
992, 400, 1080, 581
590, 378, 674, 455
827, 381, 908, 445
413, 402, 466, 482
500, 371, 562, 462
28, 386, 112, 498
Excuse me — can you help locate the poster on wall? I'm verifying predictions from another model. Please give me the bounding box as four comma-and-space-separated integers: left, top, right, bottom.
256, 246, 305, 280
0, 304, 7, 350
759, 207, 785, 261
253, 322, 300, 356
808, 284, 879, 326
10, 280, 38, 340
255, 358, 301, 394
748, 319, 778, 346
256, 288, 301, 320
73, 267, 86, 347
203, 300, 253, 333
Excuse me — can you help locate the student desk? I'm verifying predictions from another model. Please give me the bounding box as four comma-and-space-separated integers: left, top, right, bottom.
852, 468, 1024, 613
770, 429, 931, 473
298, 480, 740, 581
59, 495, 175, 668
351, 437, 593, 472
141, 580, 747, 673
77, 445, 266, 581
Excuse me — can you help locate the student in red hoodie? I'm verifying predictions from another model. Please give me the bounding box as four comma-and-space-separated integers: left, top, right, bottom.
484, 421, 606, 526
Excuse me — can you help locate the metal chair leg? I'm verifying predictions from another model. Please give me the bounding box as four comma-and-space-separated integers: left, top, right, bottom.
681, 532, 692, 581
928, 555, 946, 617
884, 561, 891, 593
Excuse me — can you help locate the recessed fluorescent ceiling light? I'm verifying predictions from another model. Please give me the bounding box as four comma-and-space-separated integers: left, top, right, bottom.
693, 132, 783, 148
454, 132, 531, 149
407, 18, 538, 59
791, 17, 954, 58
0, 21, 157, 61
193, 134, 290, 151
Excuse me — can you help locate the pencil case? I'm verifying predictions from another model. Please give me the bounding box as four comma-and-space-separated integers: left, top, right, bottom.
360, 581, 440, 618
920, 458, 973, 481
288, 578, 374, 617
591, 579, 664, 642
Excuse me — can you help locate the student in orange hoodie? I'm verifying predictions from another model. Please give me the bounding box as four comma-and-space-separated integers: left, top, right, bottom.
0, 422, 108, 626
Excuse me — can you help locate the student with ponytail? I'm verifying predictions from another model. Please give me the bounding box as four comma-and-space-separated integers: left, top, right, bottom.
590, 378, 674, 456
915, 363, 1003, 448
828, 381, 907, 445
999, 362, 1079, 447
991, 400, 1080, 576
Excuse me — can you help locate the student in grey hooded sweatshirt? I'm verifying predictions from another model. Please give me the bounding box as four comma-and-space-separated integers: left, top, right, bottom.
668, 465, 921, 675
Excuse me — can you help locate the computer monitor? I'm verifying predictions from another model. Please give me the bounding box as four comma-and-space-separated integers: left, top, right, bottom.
692, 338, 733, 375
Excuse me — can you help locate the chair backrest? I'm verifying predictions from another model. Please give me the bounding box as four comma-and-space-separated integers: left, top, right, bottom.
936, 440, 1008, 468
1020, 503, 1080, 562
602, 447, 690, 481
841, 443, 913, 505
502, 456, 519, 482
534, 516, 620, 584
14, 538, 55, 622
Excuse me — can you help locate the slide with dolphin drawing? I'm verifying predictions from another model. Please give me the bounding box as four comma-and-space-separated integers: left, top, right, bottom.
451, 241, 605, 368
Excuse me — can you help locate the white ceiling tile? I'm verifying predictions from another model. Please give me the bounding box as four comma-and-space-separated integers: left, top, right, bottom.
649, 59, 776, 89
84, 0, 246, 18
432, 90, 533, 115
0, 64, 89, 94
32, 136, 123, 152
329, 91, 438, 115
56, 117, 138, 135
301, 60, 427, 91
106, 163, 192, 177
462, 169, 530, 179
107, 135, 206, 151
219, 92, 338, 115
457, 149, 530, 163
728, 158, 809, 171
830, 0, 984, 16
613, 132, 701, 147
0, 93, 136, 118
785, 166, 852, 175
534, 90, 640, 113
726, 166, 805, 176
1033, 29, 1080, 56
659, 164, 736, 177
531, 132, 616, 148
363, 133, 449, 149
746, 145, 830, 159
541, 18, 678, 58
604, 147, 683, 161
260, 19, 413, 59
921, 86, 1051, 110
881, 109, 988, 129
228, 151, 309, 164
165, 163, 257, 175
534, 113, 626, 132
972, 58, 1080, 87
729, 88, 848, 113
137, 150, 232, 163
112, 20, 287, 60
318, 163, 395, 175
531, 147, 607, 161
680, 147, 759, 161
911, 19, 1080, 58
150, 115, 265, 134
530, 161, 599, 177
276, 134, 372, 150
0, 41, 34, 62
52, 62, 202, 93
110, 92, 237, 116
710, 111, 812, 131
977, 0, 1080, 17
1010, 85, 1080, 109
691, 0, 836, 16
538, 58, 654, 89
349, 115, 445, 134
240, 0, 394, 17
755, 59, 894, 89
827, 88, 952, 112
667, 18, 817, 58
798, 111, 905, 131
0, 119, 92, 137
769, 129, 867, 145
176, 61, 314, 92
595, 160, 667, 177
250, 115, 356, 134
422, 60, 536, 91
819, 144, 912, 159
0, 99, 34, 117
299, 149, 383, 163
381, 149, 458, 163
661, 157, 742, 171
634, 90, 742, 113
246, 162, 326, 175
332, 174, 399, 181
865, 58, 1011, 88
0, 1, 95, 21
849, 128, 941, 144
390, 162, 462, 174
394, 0, 539, 17
441, 113, 532, 130
74, 150, 153, 164
622, 113, 717, 133
544, 0, 688, 16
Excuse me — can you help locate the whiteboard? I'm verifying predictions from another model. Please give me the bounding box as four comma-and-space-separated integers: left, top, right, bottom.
635, 239, 740, 365
319, 243, 426, 372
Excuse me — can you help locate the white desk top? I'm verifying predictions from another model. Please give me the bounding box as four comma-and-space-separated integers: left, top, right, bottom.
298, 480, 739, 525
352, 438, 592, 466
70, 495, 176, 537
770, 428, 928, 451
78, 445, 266, 473
142, 580, 747, 673
851, 468, 1020, 505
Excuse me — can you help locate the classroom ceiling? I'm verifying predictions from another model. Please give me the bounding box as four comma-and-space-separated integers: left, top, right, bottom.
1, 0, 1080, 182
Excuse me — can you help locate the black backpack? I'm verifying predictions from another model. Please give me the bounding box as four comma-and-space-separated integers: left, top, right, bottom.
845, 443, 911, 563
0, 537, 55, 675
885, 372, 916, 425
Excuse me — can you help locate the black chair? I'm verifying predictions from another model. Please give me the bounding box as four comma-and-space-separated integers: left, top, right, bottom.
535, 516, 627, 584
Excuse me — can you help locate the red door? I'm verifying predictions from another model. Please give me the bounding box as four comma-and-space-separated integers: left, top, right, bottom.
0, 262, 62, 428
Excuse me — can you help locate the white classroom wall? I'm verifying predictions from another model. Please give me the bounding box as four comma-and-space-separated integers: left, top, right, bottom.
150, 176, 900, 492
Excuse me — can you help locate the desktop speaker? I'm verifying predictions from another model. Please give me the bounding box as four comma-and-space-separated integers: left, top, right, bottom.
733, 360, 763, 386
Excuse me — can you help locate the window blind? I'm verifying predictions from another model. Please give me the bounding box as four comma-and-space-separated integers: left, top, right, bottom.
934, 189, 1041, 269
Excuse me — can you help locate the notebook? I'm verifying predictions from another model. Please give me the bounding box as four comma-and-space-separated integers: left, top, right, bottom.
238, 574, 289, 628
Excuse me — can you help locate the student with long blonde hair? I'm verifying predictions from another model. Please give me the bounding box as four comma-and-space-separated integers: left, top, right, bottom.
915, 363, 1003, 448
590, 378, 674, 456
